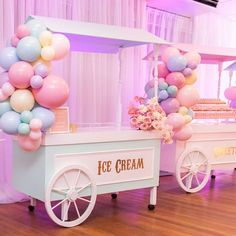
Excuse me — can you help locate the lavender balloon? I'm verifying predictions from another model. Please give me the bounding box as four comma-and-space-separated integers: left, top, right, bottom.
30, 75, 43, 89
0, 72, 9, 87
34, 64, 49, 78
160, 98, 180, 114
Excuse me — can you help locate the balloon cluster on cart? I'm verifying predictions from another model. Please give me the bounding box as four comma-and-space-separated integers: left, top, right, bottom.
0, 19, 70, 151
224, 86, 236, 108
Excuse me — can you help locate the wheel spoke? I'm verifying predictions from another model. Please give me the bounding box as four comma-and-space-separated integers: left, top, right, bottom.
76, 182, 91, 194
51, 197, 69, 210
63, 201, 71, 222
186, 174, 193, 190
197, 159, 207, 167
198, 171, 207, 175
181, 172, 191, 181
52, 188, 67, 196
74, 170, 81, 188
181, 165, 191, 170
194, 174, 200, 185
63, 173, 70, 189
77, 196, 91, 203
73, 201, 81, 218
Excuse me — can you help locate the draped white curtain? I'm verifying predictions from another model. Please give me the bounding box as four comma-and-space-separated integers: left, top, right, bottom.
0, 0, 147, 203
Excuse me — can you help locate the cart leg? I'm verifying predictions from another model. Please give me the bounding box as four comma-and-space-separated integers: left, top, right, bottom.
111, 192, 119, 199
148, 186, 157, 210
211, 170, 216, 179
61, 200, 69, 221
28, 197, 36, 212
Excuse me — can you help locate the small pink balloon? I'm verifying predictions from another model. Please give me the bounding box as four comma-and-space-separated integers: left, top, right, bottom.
0, 89, 9, 101
161, 47, 180, 64
29, 130, 42, 140
32, 75, 69, 109
224, 86, 236, 100
166, 113, 185, 130
153, 63, 170, 78
16, 24, 30, 39
166, 72, 186, 89
173, 124, 193, 141
8, 61, 34, 89
51, 34, 70, 60
10, 35, 20, 47
183, 68, 192, 77
18, 135, 41, 152
30, 118, 43, 131
2, 82, 15, 96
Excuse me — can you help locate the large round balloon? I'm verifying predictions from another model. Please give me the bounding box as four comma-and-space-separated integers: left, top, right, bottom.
224, 86, 236, 100
173, 124, 193, 141
32, 106, 55, 131
166, 113, 185, 130
26, 19, 47, 38
160, 98, 180, 114
176, 85, 200, 108
39, 30, 53, 47
32, 75, 69, 109
10, 89, 35, 113
0, 111, 21, 134
0, 100, 12, 117
0, 47, 19, 71
8, 61, 34, 88
166, 55, 187, 72
16, 36, 41, 62
161, 47, 180, 64
51, 34, 70, 60
18, 134, 42, 152
166, 72, 185, 89
154, 63, 169, 78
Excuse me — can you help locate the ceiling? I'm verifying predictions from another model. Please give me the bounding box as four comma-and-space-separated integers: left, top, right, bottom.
147, 0, 236, 19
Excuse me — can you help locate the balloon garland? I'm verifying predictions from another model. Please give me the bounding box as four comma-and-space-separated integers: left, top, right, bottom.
128, 47, 201, 142
0, 19, 70, 151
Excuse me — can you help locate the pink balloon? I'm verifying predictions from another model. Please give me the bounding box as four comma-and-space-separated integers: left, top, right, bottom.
29, 130, 42, 140
32, 75, 69, 109
2, 82, 15, 96
18, 135, 42, 152
166, 113, 185, 130
160, 98, 180, 114
183, 68, 192, 77
224, 86, 236, 100
8, 61, 34, 88
29, 118, 43, 131
176, 85, 200, 108
153, 63, 169, 78
166, 72, 186, 89
51, 34, 70, 60
161, 47, 180, 64
16, 24, 30, 39
173, 124, 192, 141
11, 35, 20, 47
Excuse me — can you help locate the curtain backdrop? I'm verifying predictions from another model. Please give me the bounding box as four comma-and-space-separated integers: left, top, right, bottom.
0, 0, 147, 203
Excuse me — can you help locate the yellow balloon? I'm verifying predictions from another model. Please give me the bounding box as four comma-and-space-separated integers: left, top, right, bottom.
39, 30, 53, 47
10, 89, 35, 113
31, 57, 51, 70
184, 115, 192, 124
41, 46, 55, 61
185, 70, 197, 85
178, 106, 188, 115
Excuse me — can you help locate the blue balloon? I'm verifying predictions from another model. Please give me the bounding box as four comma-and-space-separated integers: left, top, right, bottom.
18, 123, 30, 135
167, 85, 178, 97
0, 111, 21, 134
26, 19, 47, 38
144, 79, 154, 93
32, 107, 55, 131
146, 87, 158, 99
0, 100, 12, 117
159, 90, 169, 101
167, 55, 187, 72
187, 108, 195, 118
20, 111, 33, 124
158, 81, 168, 90
0, 47, 19, 70
16, 36, 41, 62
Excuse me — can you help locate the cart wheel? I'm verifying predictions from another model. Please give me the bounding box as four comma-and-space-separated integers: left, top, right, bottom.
148, 204, 155, 210
45, 165, 97, 227
111, 193, 117, 199
176, 149, 211, 193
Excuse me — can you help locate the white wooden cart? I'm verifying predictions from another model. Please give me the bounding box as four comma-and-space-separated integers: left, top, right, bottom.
12, 16, 170, 227
159, 44, 236, 193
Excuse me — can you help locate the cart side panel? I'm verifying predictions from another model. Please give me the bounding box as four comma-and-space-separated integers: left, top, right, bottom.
12, 141, 46, 201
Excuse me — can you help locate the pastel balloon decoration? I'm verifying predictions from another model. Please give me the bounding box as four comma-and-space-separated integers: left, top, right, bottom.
29, 118, 43, 131
34, 63, 49, 78
177, 85, 200, 108
32, 57, 51, 70
146, 87, 158, 99
32, 107, 55, 131
30, 75, 43, 89
156, 63, 169, 78
167, 85, 178, 97
26, 19, 47, 38
39, 30, 53, 47
16, 24, 30, 39
182, 68, 192, 77
184, 52, 201, 66
173, 124, 193, 141
41, 46, 55, 61
0, 47, 19, 70
51, 34, 70, 60
224, 86, 236, 100
178, 106, 188, 115
32, 75, 69, 109
0, 72, 9, 87
167, 54, 187, 72
166, 113, 185, 130
159, 90, 169, 101
18, 135, 42, 152
2, 82, 15, 96
29, 130, 42, 140
0, 111, 21, 134
20, 110, 33, 124
18, 123, 30, 135
230, 100, 236, 109
160, 98, 180, 114
16, 36, 41, 62
185, 70, 197, 85
144, 79, 155, 93
0, 100, 12, 117
166, 72, 185, 89
184, 115, 192, 124
10, 89, 35, 113
8, 61, 34, 88
10, 35, 20, 47
161, 47, 180, 64
158, 81, 168, 90
0, 90, 8, 102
